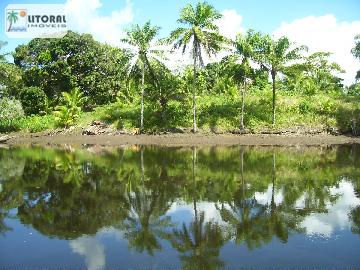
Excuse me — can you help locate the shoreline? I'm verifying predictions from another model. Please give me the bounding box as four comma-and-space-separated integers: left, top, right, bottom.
3, 132, 360, 147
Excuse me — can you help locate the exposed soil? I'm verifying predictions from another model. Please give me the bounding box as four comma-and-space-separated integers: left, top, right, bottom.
3, 130, 360, 147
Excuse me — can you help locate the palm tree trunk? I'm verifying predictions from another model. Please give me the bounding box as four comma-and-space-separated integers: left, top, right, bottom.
141, 146, 145, 183
192, 44, 197, 133
240, 81, 246, 130
271, 152, 276, 213
271, 69, 276, 125
192, 147, 197, 220
140, 67, 145, 131
241, 147, 245, 205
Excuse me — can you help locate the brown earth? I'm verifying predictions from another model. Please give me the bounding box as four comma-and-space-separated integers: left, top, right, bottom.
3, 130, 360, 147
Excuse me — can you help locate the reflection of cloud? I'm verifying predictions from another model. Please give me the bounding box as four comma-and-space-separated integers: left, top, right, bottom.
69, 237, 105, 270
300, 180, 360, 237
254, 185, 284, 206
167, 201, 229, 225
98, 226, 125, 242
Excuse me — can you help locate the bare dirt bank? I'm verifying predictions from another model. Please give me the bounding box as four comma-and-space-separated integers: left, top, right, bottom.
4, 132, 360, 147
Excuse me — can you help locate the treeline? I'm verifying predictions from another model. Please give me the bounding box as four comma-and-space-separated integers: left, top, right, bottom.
0, 2, 359, 133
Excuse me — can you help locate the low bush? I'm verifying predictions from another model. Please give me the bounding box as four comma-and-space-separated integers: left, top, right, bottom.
0, 97, 24, 132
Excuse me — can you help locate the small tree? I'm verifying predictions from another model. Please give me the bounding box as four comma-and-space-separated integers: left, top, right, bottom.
54, 88, 85, 127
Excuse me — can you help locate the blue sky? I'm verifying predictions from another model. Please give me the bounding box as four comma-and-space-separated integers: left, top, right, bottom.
1, 0, 360, 84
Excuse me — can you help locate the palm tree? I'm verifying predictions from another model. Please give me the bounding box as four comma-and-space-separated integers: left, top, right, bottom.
7, 11, 18, 32
233, 30, 261, 129
121, 21, 164, 132
169, 2, 226, 132
257, 35, 307, 125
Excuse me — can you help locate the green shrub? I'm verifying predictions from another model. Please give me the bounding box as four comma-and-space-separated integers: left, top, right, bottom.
20, 115, 56, 133
298, 99, 312, 114
19, 86, 47, 115
54, 88, 86, 127
0, 97, 24, 132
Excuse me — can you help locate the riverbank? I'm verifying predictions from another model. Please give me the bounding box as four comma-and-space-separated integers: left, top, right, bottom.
3, 131, 360, 147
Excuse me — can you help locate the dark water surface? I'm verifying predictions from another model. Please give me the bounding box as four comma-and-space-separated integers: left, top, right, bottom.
0, 145, 359, 269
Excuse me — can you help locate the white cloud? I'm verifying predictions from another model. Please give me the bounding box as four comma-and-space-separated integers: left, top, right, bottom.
64, 0, 134, 46
69, 236, 106, 270
216, 9, 244, 41
273, 14, 360, 85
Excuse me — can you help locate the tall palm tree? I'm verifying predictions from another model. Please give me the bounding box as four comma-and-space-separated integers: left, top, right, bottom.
257, 35, 307, 125
121, 21, 164, 132
7, 11, 18, 32
233, 30, 261, 129
169, 2, 226, 132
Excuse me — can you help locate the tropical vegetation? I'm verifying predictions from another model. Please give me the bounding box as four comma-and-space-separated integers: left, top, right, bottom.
0, 2, 359, 134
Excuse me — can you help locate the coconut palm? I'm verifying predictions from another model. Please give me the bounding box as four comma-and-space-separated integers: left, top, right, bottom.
120, 21, 164, 132
7, 11, 18, 32
168, 2, 226, 132
256, 35, 307, 125
233, 30, 261, 129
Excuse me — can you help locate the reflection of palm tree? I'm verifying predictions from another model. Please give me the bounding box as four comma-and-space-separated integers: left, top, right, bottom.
171, 212, 225, 270
171, 147, 225, 270
217, 148, 269, 249
350, 206, 360, 234
266, 152, 297, 243
0, 210, 11, 235
7, 11, 18, 32
54, 152, 85, 187
123, 191, 173, 255
122, 147, 173, 255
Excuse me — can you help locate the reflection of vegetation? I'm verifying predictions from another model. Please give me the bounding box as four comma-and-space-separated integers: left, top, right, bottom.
171, 212, 225, 270
0, 145, 359, 268
121, 147, 174, 255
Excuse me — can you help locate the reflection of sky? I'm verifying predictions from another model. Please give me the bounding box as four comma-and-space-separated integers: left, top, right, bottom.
70, 237, 106, 270
300, 180, 360, 237
254, 185, 284, 205
166, 180, 360, 239
167, 200, 231, 225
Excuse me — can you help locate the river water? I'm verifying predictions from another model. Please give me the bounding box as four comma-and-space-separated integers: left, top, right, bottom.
0, 145, 359, 269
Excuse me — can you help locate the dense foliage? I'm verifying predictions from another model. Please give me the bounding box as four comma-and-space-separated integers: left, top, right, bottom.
0, 2, 359, 134
19, 86, 47, 115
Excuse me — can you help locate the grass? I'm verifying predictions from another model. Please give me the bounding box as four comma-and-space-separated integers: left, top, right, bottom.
1, 89, 360, 135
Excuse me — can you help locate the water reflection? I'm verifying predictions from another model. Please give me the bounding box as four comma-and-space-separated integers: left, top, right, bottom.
0, 145, 359, 269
